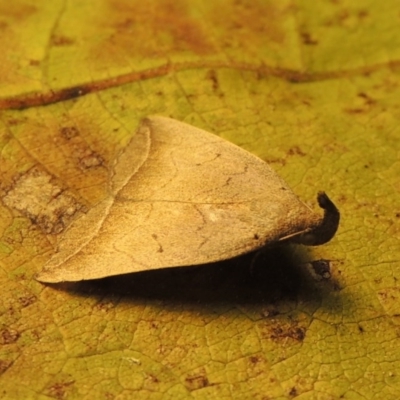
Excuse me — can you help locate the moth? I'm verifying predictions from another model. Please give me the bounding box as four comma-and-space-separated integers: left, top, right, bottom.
37, 116, 339, 282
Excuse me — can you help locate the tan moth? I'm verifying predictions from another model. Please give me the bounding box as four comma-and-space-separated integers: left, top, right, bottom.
37, 116, 339, 283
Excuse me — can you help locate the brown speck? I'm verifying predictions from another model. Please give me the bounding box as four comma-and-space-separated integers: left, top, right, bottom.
206, 70, 219, 91
146, 374, 159, 383
0, 328, 20, 345
344, 107, 364, 114
289, 387, 298, 397
46, 381, 75, 400
288, 146, 306, 157
265, 157, 286, 166
51, 35, 75, 46
358, 92, 376, 106
358, 325, 365, 333
60, 126, 79, 140
31, 330, 40, 340
95, 301, 115, 312
301, 32, 318, 45
185, 374, 210, 391
18, 295, 37, 308
268, 324, 306, 342
249, 355, 261, 364
293, 327, 305, 341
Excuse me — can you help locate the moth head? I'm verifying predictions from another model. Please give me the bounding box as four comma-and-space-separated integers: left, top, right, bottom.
295, 192, 340, 246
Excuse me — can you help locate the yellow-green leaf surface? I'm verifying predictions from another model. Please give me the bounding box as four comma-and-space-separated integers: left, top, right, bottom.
1, 1, 400, 399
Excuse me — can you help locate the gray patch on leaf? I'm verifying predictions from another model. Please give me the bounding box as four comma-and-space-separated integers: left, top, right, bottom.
2, 167, 84, 234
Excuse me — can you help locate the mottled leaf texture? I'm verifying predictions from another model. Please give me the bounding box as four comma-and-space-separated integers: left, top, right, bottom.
37, 117, 339, 282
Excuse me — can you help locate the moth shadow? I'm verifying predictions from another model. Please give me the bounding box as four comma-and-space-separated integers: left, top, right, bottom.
65, 245, 341, 305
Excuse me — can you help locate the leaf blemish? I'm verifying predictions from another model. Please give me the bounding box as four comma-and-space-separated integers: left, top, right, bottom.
2, 167, 84, 234
185, 373, 210, 391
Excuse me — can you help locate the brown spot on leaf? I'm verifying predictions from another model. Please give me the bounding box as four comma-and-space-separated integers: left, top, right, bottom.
94, 300, 115, 313
301, 32, 318, 45
51, 35, 75, 46
358, 92, 376, 106
263, 319, 306, 343
344, 107, 365, 114
46, 381, 75, 400
358, 9, 369, 19
249, 355, 261, 364
60, 126, 79, 140
270, 326, 305, 342
0, 328, 20, 344
206, 70, 219, 91
31, 329, 40, 340
264, 157, 286, 166
185, 370, 210, 391
1, 167, 84, 234
18, 295, 37, 308
287, 146, 306, 157
146, 374, 159, 384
